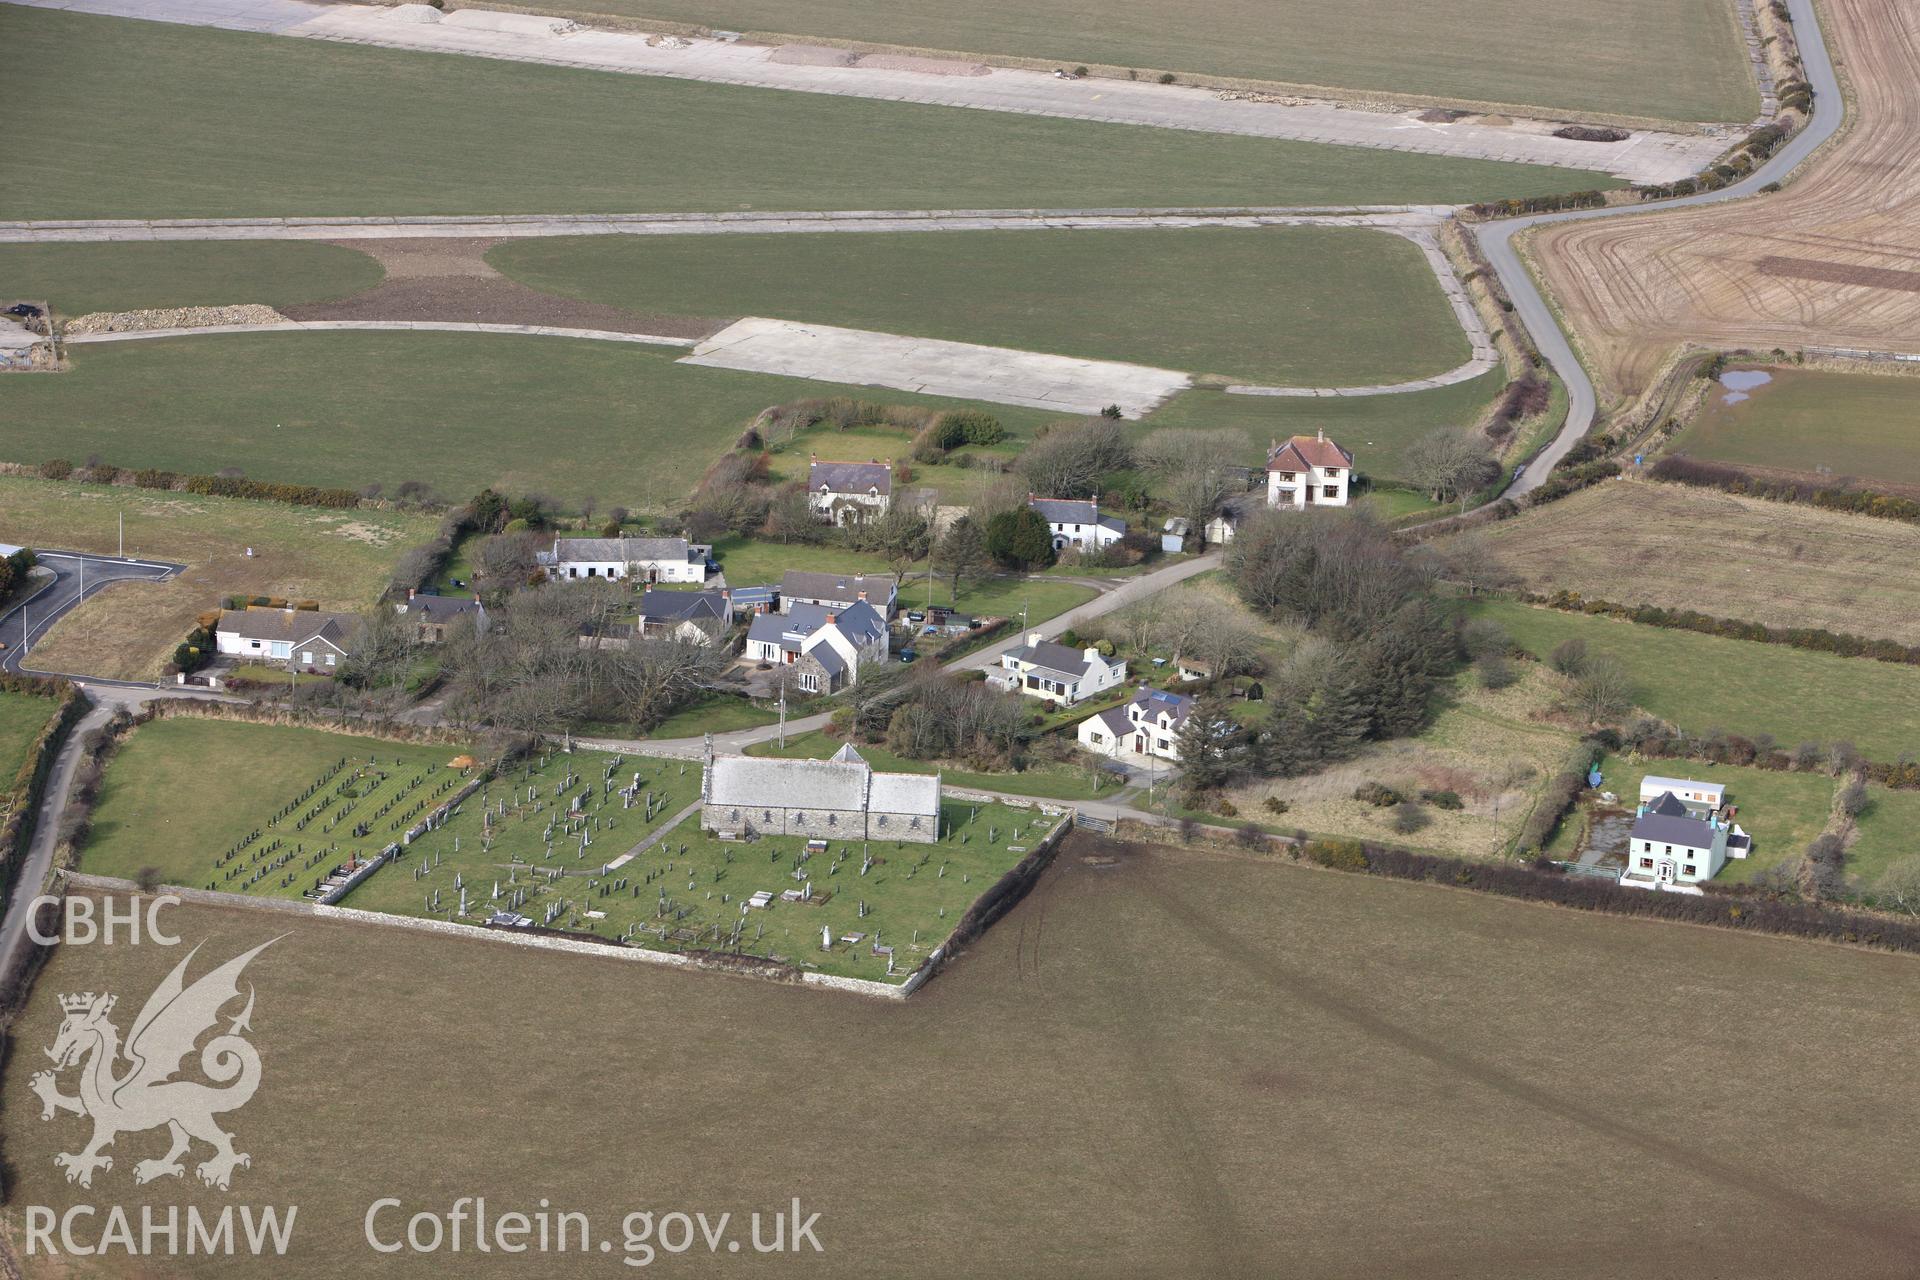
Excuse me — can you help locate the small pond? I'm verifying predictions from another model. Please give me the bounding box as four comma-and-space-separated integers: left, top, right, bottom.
1718, 368, 1773, 405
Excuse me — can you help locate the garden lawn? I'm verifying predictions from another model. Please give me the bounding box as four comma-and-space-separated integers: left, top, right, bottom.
491, 227, 1470, 386
339, 747, 703, 919
1143, 369, 1505, 485
1468, 599, 1920, 762
1679, 368, 1920, 494
81, 719, 476, 899
1846, 786, 1920, 891
0, 332, 1057, 511
749, 732, 1124, 802
0, 474, 436, 682
1, 8, 1618, 221
0, 691, 62, 788
1592, 753, 1836, 886
0, 242, 382, 318
644, 694, 780, 739
548, 0, 1753, 121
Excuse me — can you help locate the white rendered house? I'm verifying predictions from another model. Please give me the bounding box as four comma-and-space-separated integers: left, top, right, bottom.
539, 536, 711, 584
1078, 688, 1193, 762
989, 632, 1127, 705
1266, 431, 1354, 509
1028, 497, 1126, 552
807, 458, 893, 526
1617, 790, 1752, 892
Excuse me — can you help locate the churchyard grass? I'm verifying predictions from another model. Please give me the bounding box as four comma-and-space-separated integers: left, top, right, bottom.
80, 719, 478, 899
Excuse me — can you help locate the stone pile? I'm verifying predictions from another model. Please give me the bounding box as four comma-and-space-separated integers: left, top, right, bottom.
63, 304, 289, 335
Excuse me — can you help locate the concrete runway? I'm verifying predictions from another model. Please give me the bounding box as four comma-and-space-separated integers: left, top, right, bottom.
682, 317, 1192, 417
0, 550, 184, 684
2, 0, 1729, 183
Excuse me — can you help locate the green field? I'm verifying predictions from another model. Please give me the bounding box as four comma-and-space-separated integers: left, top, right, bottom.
1847, 786, 1920, 890
1470, 600, 1920, 761
542, 0, 1753, 120
1679, 368, 1920, 491
1594, 753, 1837, 885
343, 742, 1043, 983
13, 847, 1920, 1276
1144, 368, 1505, 485
491, 227, 1469, 385
643, 693, 781, 739
0, 8, 1620, 221
0, 242, 383, 318
81, 719, 477, 898
749, 730, 1125, 802
0, 691, 62, 788
0, 332, 1056, 508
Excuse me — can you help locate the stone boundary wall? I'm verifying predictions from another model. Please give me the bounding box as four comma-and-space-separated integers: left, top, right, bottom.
56, 804, 1078, 1000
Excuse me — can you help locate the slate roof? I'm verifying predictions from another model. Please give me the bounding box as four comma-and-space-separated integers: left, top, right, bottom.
780, 571, 896, 610
1029, 497, 1125, 533
1006, 639, 1100, 679
1267, 433, 1354, 472
1130, 687, 1193, 729
1644, 790, 1690, 818
706, 750, 939, 818
810, 460, 892, 496
748, 600, 885, 653
808, 645, 848, 677
218, 608, 361, 651
639, 589, 728, 623
1085, 705, 1131, 738
1630, 811, 1718, 850
548, 536, 700, 564
403, 595, 483, 622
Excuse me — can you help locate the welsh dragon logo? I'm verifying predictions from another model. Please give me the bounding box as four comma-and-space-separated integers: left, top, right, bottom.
30, 940, 277, 1191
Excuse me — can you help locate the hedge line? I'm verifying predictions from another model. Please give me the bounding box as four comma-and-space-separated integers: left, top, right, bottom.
1650, 456, 1920, 526
1535, 590, 1920, 667
1300, 837, 1920, 954
33, 458, 362, 509
0, 680, 86, 901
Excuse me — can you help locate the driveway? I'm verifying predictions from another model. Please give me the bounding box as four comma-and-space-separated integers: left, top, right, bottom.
0, 550, 184, 684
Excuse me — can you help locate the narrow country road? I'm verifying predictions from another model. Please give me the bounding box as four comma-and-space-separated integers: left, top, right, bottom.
582, 551, 1223, 758
0, 550, 184, 681
1484, 0, 1843, 495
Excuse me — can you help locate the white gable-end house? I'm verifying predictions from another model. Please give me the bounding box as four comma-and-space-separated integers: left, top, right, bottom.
1028, 496, 1126, 552
539, 536, 712, 584
1266, 431, 1354, 509
988, 632, 1127, 705
216, 607, 361, 672
808, 458, 893, 526
1078, 687, 1193, 762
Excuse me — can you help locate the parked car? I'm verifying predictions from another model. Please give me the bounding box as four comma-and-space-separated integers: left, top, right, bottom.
907, 611, 926, 623
898, 650, 918, 664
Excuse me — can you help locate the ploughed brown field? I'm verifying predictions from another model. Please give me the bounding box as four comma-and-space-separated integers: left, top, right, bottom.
6, 835, 1920, 1277
1453, 477, 1920, 645
1533, 0, 1920, 402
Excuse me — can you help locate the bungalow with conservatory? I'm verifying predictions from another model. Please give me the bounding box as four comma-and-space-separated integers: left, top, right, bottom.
1266, 431, 1354, 509
745, 599, 889, 693
808, 458, 893, 526
988, 632, 1127, 705
538, 536, 712, 584
1617, 785, 1751, 893
1028, 496, 1126, 553
216, 607, 361, 672
1078, 687, 1192, 762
